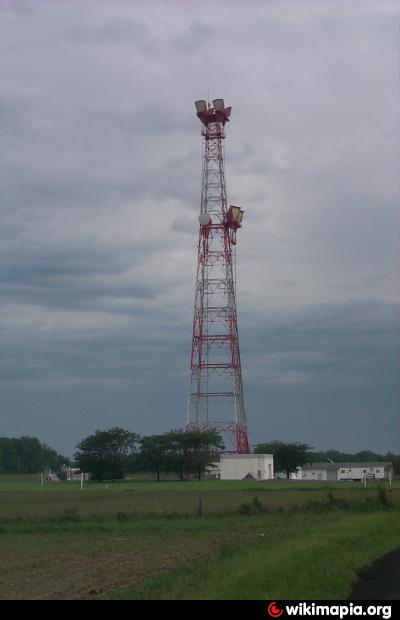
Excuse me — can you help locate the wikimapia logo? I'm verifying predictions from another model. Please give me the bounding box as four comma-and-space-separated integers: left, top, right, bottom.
266, 602, 392, 619
267, 603, 284, 618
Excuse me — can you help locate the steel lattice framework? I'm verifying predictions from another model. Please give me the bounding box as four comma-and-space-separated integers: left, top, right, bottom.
186, 99, 250, 454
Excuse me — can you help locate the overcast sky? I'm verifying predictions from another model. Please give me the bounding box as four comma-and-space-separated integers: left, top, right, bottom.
0, 0, 398, 457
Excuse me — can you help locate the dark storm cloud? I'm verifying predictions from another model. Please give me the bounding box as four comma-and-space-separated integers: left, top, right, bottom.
1, 298, 396, 454
3, 298, 396, 390
0, 260, 159, 311
241, 300, 398, 452
242, 301, 397, 388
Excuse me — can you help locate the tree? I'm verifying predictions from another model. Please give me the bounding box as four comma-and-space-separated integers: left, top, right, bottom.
162, 429, 224, 481
385, 453, 400, 477
75, 427, 139, 481
0, 436, 69, 473
135, 430, 224, 481
18, 437, 44, 472
183, 430, 224, 480
137, 434, 171, 481
0, 438, 19, 472
308, 449, 389, 465
255, 441, 313, 478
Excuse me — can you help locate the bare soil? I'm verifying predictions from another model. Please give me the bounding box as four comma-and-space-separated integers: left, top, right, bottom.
0, 532, 215, 600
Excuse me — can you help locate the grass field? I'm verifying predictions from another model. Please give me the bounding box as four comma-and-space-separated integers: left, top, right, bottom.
0, 475, 399, 600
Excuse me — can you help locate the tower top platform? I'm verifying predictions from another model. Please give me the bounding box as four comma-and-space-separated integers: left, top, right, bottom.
194, 98, 232, 126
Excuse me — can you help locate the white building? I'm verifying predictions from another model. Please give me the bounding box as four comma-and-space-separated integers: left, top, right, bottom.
220, 454, 274, 480
337, 463, 392, 481
300, 462, 393, 482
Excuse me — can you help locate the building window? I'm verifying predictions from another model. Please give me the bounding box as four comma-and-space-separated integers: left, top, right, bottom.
375, 469, 381, 473
363, 469, 368, 473
341, 469, 346, 473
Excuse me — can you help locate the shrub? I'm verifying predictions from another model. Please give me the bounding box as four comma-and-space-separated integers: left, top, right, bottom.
58, 508, 80, 522
237, 495, 268, 515
377, 486, 393, 509
327, 492, 350, 511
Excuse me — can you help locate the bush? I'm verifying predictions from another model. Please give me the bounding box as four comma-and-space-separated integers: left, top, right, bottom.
377, 486, 393, 509
327, 492, 350, 511
58, 508, 80, 522
237, 495, 268, 515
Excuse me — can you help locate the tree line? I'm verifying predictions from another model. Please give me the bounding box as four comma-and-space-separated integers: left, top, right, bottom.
1, 430, 399, 479
0, 436, 70, 474
74, 427, 223, 481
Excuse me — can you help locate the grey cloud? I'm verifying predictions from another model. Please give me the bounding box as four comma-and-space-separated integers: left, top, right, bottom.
0, 0, 34, 16
68, 17, 148, 44
83, 100, 194, 135
171, 19, 215, 55
1, 298, 397, 454
0, 258, 159, 312
0, 79, 43, 110
242, 301, 398, 389
171, 215, 196, 235
241, 300, 398, 452
0, 80, 44, 139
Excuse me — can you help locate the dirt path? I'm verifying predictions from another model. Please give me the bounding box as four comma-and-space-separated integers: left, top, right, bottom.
348, 547, 400, 600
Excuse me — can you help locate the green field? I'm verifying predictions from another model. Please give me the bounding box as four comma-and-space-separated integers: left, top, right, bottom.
0, 475, 399, 600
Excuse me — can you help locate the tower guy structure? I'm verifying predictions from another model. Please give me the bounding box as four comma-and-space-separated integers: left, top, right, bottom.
186, 98, 250, 454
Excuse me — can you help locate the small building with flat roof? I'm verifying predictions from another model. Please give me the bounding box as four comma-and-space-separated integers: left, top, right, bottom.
220, 454, 274, 480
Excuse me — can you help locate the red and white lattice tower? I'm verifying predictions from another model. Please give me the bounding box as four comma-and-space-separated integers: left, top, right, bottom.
186, 98, 250, 454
